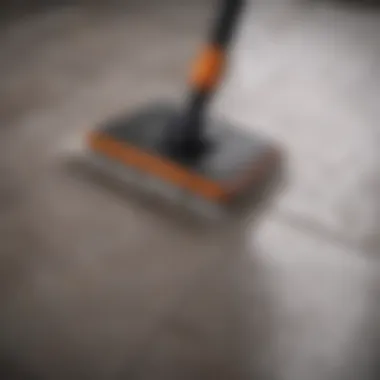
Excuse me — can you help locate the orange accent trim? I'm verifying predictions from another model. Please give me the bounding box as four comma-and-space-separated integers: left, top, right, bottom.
87, 131, 227, 201
190, 45, 225, 91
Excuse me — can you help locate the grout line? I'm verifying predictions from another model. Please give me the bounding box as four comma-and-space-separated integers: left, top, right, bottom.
271, 209, 372, 257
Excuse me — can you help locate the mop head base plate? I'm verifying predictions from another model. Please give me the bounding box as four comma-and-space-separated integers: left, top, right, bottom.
81, 103, 281, 218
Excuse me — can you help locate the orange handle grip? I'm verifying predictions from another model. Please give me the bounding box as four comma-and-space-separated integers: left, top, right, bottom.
189, 45, 225, 92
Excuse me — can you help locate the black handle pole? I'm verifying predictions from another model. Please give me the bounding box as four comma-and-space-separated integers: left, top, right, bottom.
166, 0, 245, 161
211, 0, 245, 48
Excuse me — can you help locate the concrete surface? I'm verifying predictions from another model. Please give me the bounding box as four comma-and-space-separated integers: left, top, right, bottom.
0, 1, 378, 379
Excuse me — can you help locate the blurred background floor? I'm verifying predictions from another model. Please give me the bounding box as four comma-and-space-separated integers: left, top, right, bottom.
0, 0, 378, 379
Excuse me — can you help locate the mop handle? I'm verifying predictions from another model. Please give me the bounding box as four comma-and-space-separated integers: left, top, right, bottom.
165, 0, 245, 158
190, 0, 244, 92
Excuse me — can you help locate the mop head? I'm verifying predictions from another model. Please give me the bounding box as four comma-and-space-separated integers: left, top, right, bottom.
60, 103, 282, 221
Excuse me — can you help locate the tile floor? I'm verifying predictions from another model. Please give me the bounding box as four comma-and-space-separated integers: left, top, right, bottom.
0, 1, 378, 379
